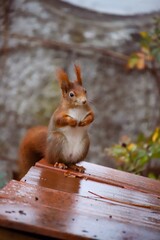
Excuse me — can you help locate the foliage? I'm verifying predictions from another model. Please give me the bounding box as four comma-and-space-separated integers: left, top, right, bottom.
127, 17, 160, 70
106, 128, 160, 179
111, 17, 160, 179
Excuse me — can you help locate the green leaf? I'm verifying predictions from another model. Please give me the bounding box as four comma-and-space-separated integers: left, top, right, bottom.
148, 143, 160, 158
151, 47, 160, 62
107, 145, 127, 157
140, 31, 148, 38
140, 34, 152, 48
148, 172, 157, 179
127, 54, 139, 69
106, 124, 160, 177
137, 154, 149, 166
137, 133, 146, 144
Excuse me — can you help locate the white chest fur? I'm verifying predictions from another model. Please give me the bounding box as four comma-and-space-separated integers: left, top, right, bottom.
68, 107, 87, 122
60, 107, 89, 162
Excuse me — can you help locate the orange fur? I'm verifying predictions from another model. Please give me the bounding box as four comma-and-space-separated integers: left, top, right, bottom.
19, 65, 94, 178
19, 126, 47, 178
74, 65, 82, 85
57, 69, 70, 85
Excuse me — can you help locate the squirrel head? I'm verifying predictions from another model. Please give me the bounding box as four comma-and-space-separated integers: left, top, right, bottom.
57, 65, 87, 106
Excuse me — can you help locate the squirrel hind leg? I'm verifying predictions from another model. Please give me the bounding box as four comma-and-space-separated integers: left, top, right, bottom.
69, 164, 86, 173
53, 162, 68, 170
53, 162, 85, 173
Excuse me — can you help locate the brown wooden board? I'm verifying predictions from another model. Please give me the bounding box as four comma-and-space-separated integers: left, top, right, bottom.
1, 180, 160, 228
36, 159, 160, 195
1, 159, 160, 239
21, 166, 160, 211
0, 180, 160, 239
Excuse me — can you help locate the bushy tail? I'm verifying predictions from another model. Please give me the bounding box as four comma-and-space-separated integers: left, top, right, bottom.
19, 126, 47, 179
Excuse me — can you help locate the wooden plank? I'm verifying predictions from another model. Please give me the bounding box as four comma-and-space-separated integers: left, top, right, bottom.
36, 159, 160, 195
1, 199, 159, 240
21, 166, 160, 211
0, 181, 160, 239
1, 180, 160, 229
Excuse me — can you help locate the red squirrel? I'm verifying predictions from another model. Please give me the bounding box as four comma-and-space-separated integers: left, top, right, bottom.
19, 65, 94, 177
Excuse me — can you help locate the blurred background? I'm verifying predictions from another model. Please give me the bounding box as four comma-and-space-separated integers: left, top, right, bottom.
0, 0, 160, 185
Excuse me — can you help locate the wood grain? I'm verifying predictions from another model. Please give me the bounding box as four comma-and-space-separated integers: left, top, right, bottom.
36, 159, 160, 195
0, 160, 160, 239
0, 180, 160, 239
21, 166, 160, 211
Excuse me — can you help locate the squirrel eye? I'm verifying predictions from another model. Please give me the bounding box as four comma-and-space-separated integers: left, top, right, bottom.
84, 88, 87, 94
69, 91, 75, 98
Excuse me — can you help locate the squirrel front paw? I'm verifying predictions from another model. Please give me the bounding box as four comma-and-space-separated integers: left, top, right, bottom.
78, 113, 94, 127
69, 118, 77, 127
78, 120, 87, 127
64, 115, 77, 127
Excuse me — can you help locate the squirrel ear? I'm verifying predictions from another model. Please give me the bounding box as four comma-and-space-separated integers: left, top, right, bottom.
74, 64, 82, 85
57, 69, 70, 94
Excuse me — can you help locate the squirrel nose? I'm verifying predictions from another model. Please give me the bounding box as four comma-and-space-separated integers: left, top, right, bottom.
82, 100, 86, 104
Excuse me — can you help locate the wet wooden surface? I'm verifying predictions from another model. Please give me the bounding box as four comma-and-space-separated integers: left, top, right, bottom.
37, 159, 160, 195
0, 160, 160, 239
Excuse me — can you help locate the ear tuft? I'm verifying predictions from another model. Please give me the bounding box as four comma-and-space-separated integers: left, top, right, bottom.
74, 64, 82, 85
57, 69, 69, 85
56, 69, 70, 94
